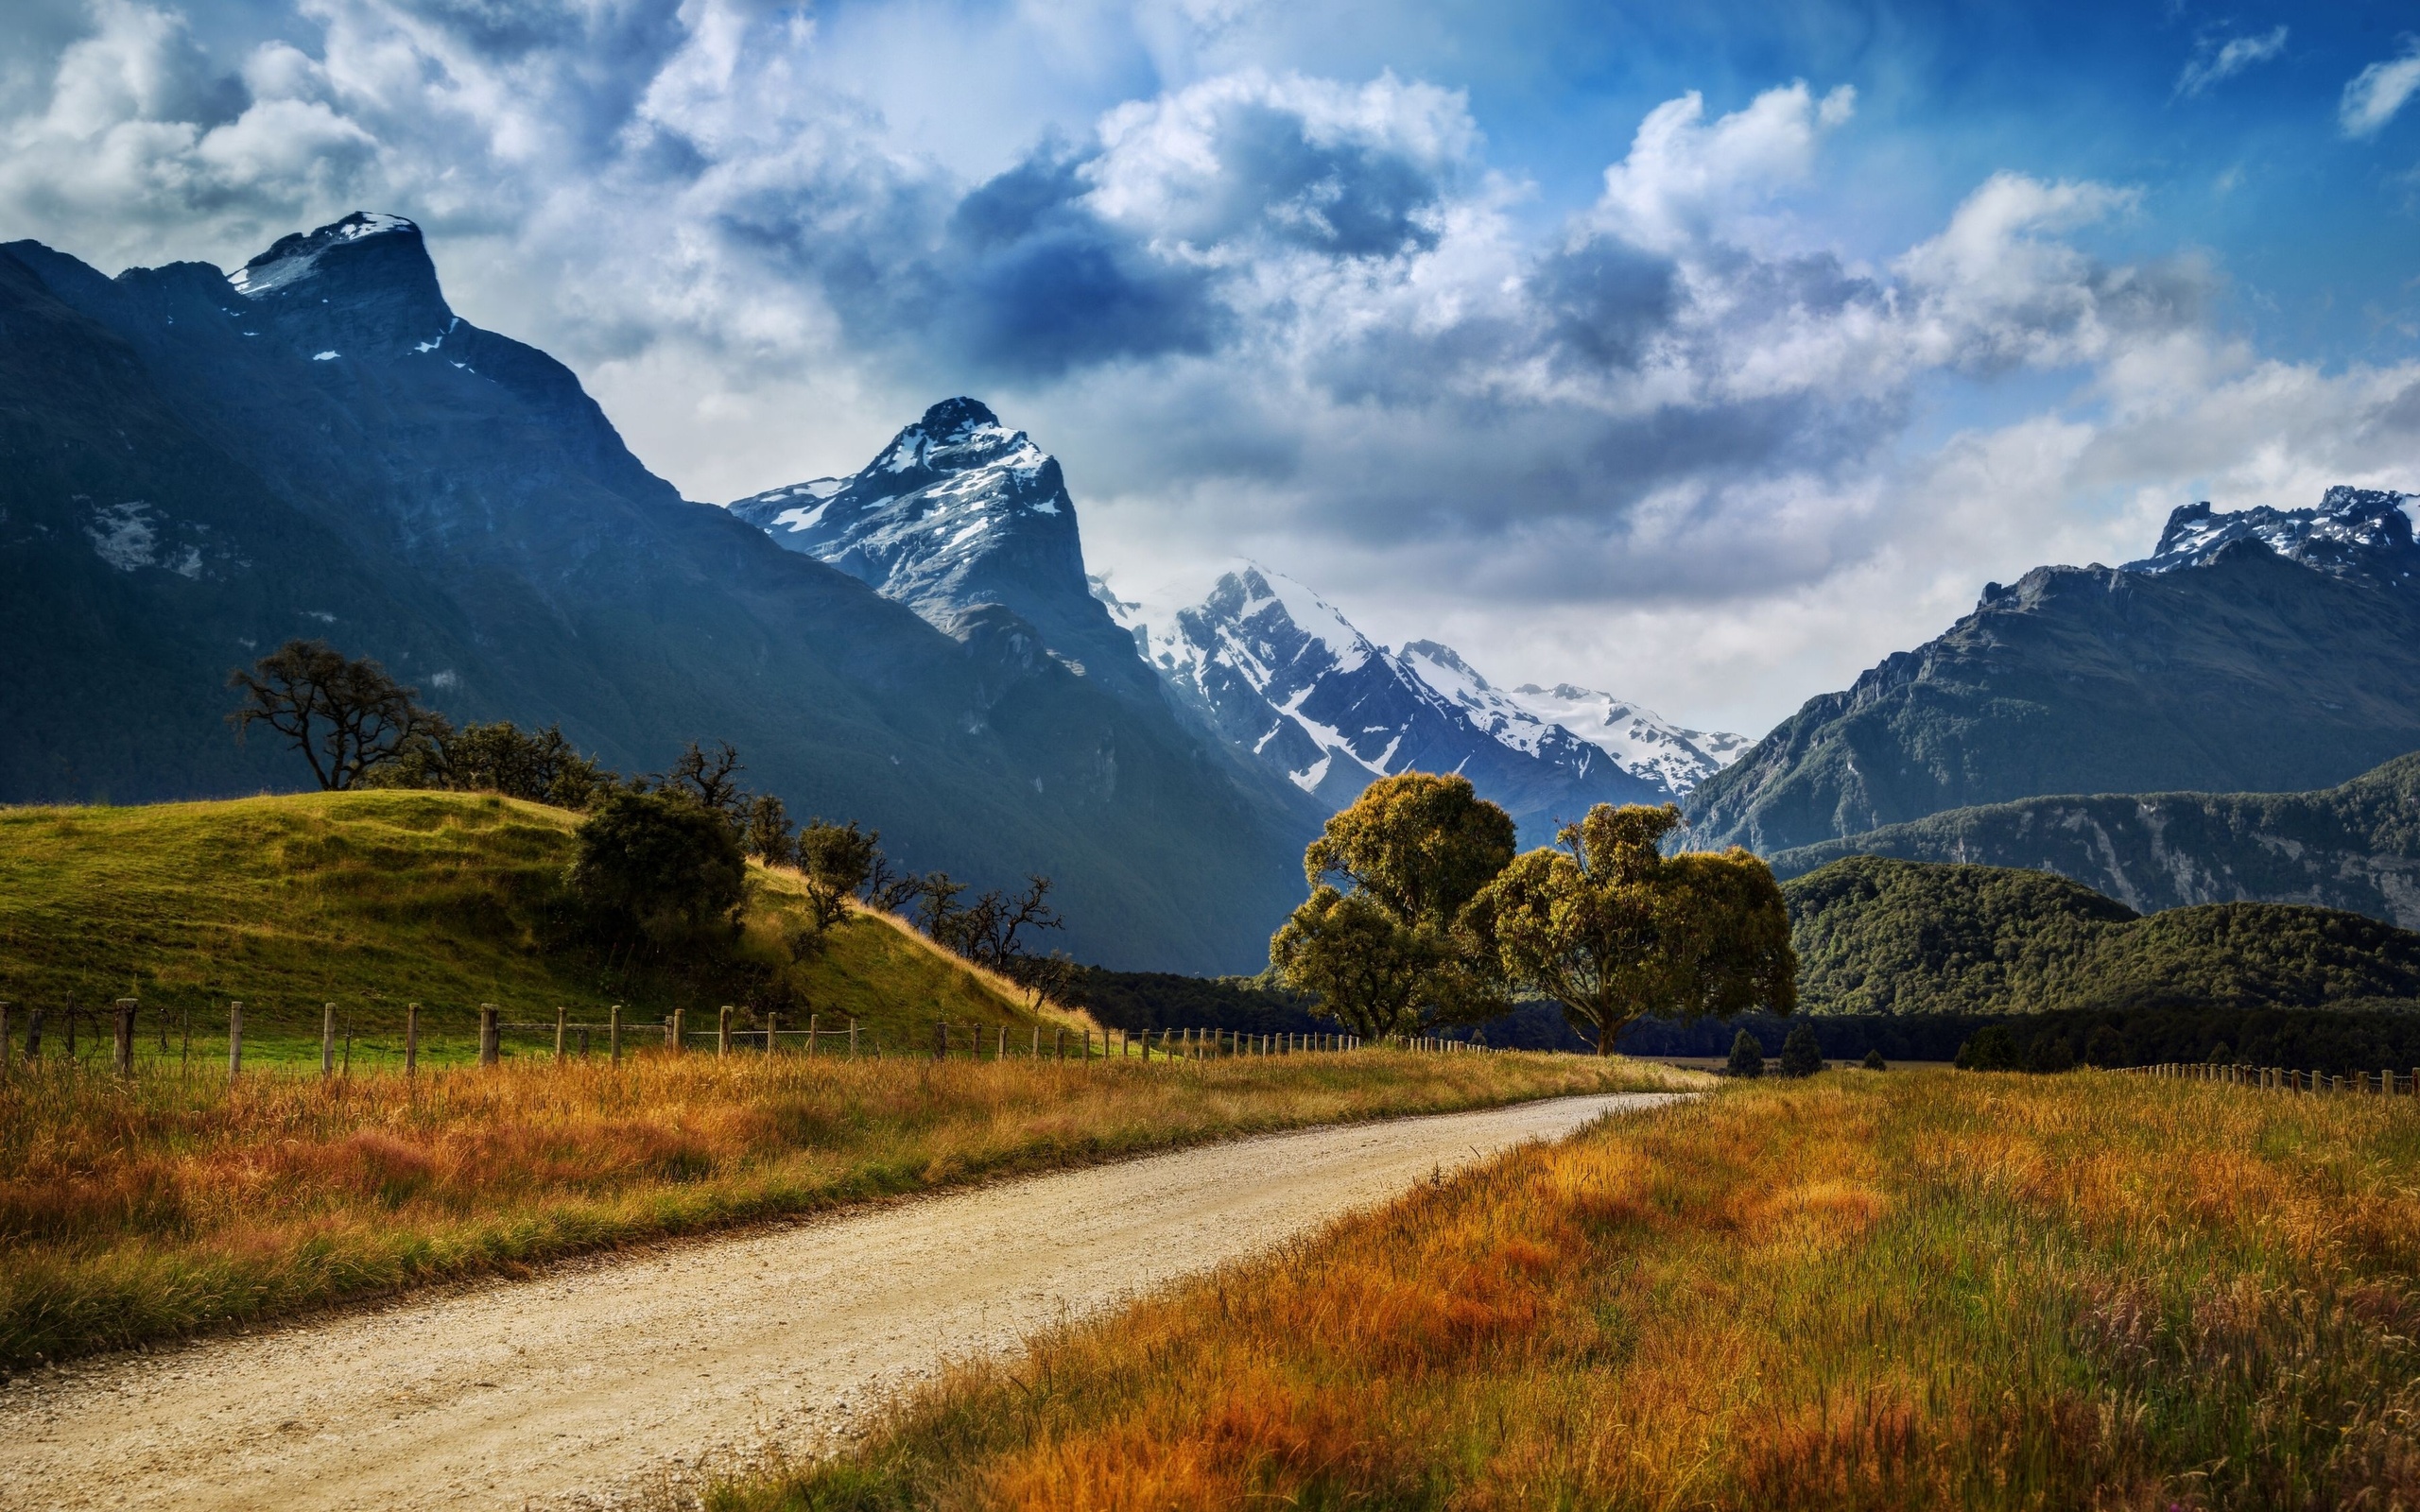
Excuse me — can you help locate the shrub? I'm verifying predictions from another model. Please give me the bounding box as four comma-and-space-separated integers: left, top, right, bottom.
1725, 1028, 1765, 1078
568, 791, 747, 945
1779, 1022, 1824, 1077
2083, 1023, 2127, 1067
2027, 1034, 2076, 1074
1861, 1048, 1887, 1071
1955, 1023, 2019, 1071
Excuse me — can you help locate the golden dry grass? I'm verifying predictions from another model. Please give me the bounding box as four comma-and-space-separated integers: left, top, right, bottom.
729, 1070, 2420, 1511
0, 1047, 1685, 1372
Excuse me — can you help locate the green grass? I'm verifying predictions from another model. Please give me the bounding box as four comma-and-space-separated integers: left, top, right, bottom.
725, 1070, 2420, 1510
0, 790, 1034, 1058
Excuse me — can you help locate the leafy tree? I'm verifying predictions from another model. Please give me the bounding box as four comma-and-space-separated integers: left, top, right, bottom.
367, 719, 614, 809
797, 819, 881, 932
1779, 1022, 1824, 1076
1480, 804, 1797, 1055
1955, 1023, 2019, 1071
1727, 1028, 1765, 1078
227, 640, 443, 790
1861, 1048, 1888, 1071
2083, 1023, 2128, 1067
743, 794, 797, 867
1270, 774, 1516, 1038
2029, 1033, 2077, 1074
568, 791, 747, 945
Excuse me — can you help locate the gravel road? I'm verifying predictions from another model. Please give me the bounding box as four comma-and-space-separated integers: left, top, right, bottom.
0, 1091, 1681, 1511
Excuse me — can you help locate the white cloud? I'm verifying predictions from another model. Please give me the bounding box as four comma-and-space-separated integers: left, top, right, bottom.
2174, 26, 2287, 100
1591, 81, 1854, 255
2342, 38, 2420, 138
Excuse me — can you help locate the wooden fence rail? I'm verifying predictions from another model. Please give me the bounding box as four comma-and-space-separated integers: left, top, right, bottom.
2123, 1062, 2420, 1095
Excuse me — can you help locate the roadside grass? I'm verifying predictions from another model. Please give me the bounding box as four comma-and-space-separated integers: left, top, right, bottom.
726, 1070, 2420, 1511
0, 1048, 1687, 1373
0, 790, 1041, 1057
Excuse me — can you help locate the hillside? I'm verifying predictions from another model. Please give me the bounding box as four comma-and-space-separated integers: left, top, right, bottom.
1784, 854, 2420, 1015
0, 791, 1033, 1048
1767, 751, 2420, 926
0, 216, 1306, 973
1688, 489, 2420, 853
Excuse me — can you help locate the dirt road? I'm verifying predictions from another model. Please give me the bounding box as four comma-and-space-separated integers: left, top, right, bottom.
0, 1091, 1679, 1510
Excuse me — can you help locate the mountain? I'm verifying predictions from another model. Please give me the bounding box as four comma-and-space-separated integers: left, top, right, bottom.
1097, 562, 1743, 843
1765, 751, 2420, 928
1785, 854, 2420, 1016
0, 213, 1307, 971
1687, 487, 2420, 854
726, 399, 1157, 704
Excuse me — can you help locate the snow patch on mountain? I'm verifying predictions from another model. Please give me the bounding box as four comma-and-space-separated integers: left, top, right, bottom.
230, 212, 419, 299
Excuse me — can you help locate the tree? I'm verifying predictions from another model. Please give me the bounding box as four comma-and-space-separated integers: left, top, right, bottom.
2083, 1023, 2128, 1067
1780, 1022, 1824, 1076
2029, 1033, 2077, 1074
1861, 1048, 1887, 1071
1955, 1023, 2019, 1071
367, 719, 614, 809
1727, 1028, 1765, 1078
568, 791, 747, 945
661, 740, 748, 824
227, 640, 443, 790
797, 819, 881, 932
1269, 773, 1516, 1038
743, 794, 797, 867
1479, 804, 1796, 1056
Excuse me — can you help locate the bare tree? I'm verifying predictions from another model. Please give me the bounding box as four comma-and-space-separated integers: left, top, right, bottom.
228, 640, 444, 790
661, 740, 748, 821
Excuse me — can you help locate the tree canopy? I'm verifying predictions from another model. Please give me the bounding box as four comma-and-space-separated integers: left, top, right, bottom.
1478, 803, 1796, 1055
1270, 774, 1515, 1038
227, 640, 443, 790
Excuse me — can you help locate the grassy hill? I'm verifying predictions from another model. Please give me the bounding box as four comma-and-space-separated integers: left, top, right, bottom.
0, 790, 1037, 1059
1766, 750, 2420, 930
1785, 854, 2420, 1015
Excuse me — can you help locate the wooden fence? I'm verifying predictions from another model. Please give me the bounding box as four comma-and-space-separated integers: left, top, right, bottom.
2125, 1061, 2420, 1094
0, 999, 1490, 1082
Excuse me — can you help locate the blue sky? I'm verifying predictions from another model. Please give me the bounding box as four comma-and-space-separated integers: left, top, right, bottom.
4, 0, 2417, 733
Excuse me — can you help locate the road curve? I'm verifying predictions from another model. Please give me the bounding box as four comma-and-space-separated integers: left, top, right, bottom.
0, 1091, 1683, 1511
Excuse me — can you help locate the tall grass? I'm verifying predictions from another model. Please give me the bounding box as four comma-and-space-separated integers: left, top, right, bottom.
0, 1048, 1680, 1373
732, 1072, 2420, 1510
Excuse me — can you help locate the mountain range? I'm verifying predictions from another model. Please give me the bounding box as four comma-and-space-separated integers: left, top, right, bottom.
722, 403, 1744, 845
1686, 487, 2420, 858
0, 214, 1313, 971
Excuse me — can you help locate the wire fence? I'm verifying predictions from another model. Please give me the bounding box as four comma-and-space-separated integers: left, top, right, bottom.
0, 998, 1493, 1084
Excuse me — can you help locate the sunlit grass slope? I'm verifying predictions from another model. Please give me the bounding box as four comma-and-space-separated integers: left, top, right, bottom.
0, 790, 1027, 1049
737, 1071, 2420, 1511
0, 1051, 1687, 1372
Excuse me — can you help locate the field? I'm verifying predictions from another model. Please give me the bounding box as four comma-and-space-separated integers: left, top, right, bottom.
0, 1047, 1683, 1373
0, 790, 1040, 1062
730, 1070, 2420, 1511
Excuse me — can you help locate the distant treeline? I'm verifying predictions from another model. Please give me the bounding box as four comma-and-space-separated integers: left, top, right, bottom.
1610, 1003, 2420, 1075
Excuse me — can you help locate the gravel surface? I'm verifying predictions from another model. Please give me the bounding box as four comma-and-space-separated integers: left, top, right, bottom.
0, 1091, 1682, 1511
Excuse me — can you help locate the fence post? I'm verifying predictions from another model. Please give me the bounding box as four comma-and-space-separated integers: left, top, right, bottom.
806, 1012, 817, 1058
673, 1008, 684, 1052
934, 1017, 946, 1061
478, 1004, 499, 1066
556, 1007, 568, 1061
850, 1018, 858, 1058
322, 1003, 337, 1077
718, 1005, 732, 1057
767, 1010, 779, 1055
114, 998, 137, 1078
227, 1002, 243, 1081
405, 1003, 419, 1076
609, 1005, 621, 1062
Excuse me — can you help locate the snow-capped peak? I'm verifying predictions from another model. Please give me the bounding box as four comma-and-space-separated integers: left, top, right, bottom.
1104, 560, 1745, 831
2128, 486, 2420, 584
229, 212, 423, 299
